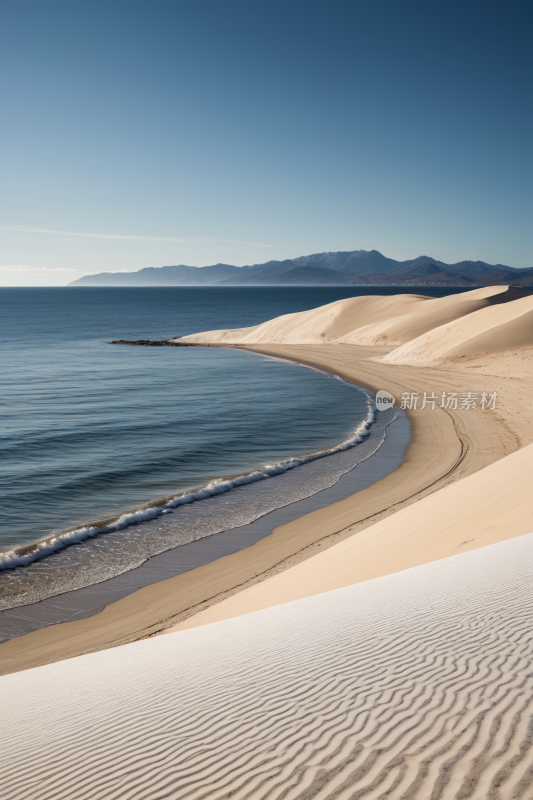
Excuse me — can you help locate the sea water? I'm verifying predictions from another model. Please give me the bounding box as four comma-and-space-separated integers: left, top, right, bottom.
0, 286, 463, 604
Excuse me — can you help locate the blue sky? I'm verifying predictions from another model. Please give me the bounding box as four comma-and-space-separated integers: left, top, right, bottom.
1, 0, 531, 285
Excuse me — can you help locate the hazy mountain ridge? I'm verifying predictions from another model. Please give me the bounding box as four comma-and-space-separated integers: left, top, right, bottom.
69, 250, 533, 287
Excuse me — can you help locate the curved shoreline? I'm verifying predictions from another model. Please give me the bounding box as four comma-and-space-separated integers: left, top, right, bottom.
0, 366, 375, 573
0, 366, 379, 611
1, 341, 531, 676
0, 408, 408, 647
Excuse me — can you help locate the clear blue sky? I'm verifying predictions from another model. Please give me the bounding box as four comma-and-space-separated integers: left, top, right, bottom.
1, 0, 531, 285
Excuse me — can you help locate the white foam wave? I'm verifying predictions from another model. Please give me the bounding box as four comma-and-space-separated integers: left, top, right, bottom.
0, 385, 376, 571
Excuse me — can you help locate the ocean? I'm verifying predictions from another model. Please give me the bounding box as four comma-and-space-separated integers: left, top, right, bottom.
0, 286, 466, 609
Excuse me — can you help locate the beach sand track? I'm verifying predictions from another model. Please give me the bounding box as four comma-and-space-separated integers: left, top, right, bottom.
3, 533, 533, 800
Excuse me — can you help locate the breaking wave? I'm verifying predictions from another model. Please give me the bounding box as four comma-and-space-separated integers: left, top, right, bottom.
0, 380, 376, 572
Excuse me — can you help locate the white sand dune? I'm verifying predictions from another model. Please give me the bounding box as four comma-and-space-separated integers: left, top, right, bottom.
381, 292, 533, 365
338, 286, 529, 346
3, 533, 533, 799
177, 286, 530, 352
178, 294, 429, 344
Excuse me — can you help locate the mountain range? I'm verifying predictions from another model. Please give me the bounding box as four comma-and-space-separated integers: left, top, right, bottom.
68, 250, 533, 287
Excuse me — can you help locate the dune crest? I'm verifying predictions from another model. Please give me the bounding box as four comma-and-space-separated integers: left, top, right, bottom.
338, 285, 528, 346
178, 294, 429, 344
178, 286, 533, 363
382, 292, 533, 365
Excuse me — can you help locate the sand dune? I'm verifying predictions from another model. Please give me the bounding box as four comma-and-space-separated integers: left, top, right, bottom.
3, 533, 533, 800
338, 286, 529, 346
178, 294, 429, 344
169, 438, 533, 631
179, 287, 533, 365
382, 292, 533, 365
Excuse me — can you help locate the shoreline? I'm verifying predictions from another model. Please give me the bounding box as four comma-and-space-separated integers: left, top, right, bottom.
0, 392, 402, 640
0, 363, 375, 579
1, 342, 532, 675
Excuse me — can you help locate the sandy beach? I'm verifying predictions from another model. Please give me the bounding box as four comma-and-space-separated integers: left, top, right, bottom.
2, 288, 533, 677
3, 285, 533, 797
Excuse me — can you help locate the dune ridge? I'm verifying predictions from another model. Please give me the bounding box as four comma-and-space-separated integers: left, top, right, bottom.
3, 533, 533, 799
338, 286, 529, 346
178, 293, 429, 344
178, 285, 533, 363
382, 293, 533, 365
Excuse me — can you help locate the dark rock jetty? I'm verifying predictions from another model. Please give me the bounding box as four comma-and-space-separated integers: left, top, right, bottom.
109, 339, 199, 346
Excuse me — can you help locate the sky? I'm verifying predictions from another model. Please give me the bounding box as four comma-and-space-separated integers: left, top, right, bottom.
1, 0, 531, 286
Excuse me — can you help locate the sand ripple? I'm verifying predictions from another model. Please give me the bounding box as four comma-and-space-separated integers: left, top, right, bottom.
3, 533, 533, 799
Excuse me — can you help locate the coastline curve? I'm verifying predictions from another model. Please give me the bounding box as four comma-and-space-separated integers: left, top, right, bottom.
0, 359, 406, 617
0, 406, 410, 643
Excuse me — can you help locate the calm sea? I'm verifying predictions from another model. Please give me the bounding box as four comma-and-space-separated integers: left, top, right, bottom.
0, 286, 468, 575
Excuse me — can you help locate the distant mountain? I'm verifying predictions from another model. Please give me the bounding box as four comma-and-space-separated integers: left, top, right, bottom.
68, 250, 533, 287
68, 263, 242, 286
292, 250, 400, 275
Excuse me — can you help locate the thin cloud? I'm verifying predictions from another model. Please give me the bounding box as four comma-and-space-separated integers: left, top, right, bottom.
4, 227, 274, 248
0, 265, 85, 273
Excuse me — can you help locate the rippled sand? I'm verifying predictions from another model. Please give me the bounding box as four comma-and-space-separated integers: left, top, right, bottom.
3, 532, 533, 799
